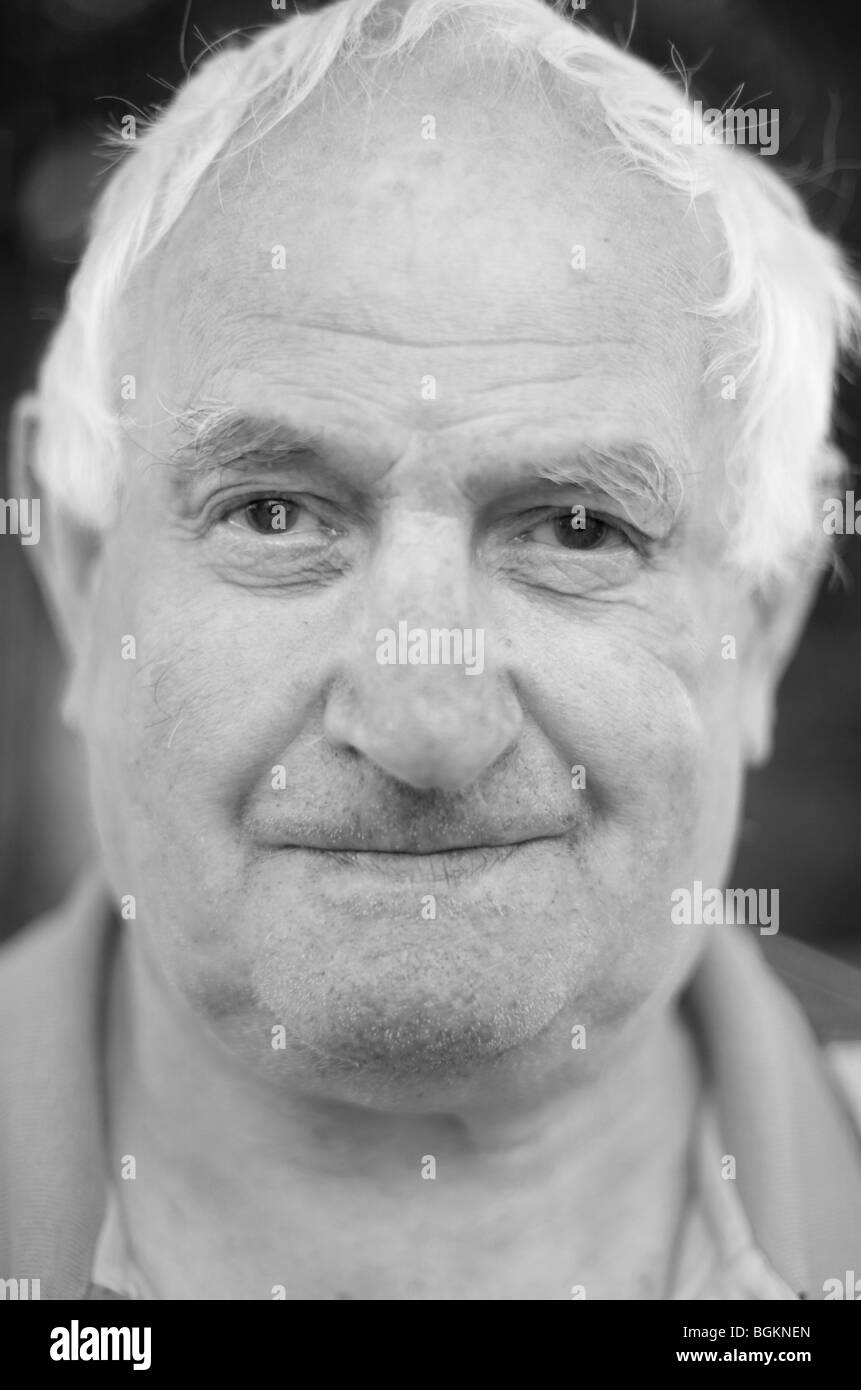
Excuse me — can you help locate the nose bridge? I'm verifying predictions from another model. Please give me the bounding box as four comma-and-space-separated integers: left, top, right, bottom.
324, 508, 522, 790
376, 507, 472, 630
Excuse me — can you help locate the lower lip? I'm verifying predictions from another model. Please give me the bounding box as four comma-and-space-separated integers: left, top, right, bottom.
276, 840, 553, 884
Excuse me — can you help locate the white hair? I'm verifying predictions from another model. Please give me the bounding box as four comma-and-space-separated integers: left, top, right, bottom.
33, 0, 861, 585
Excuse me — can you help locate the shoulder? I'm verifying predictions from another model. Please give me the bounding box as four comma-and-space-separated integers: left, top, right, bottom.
762, 933, 861, 1044
761, 934, 861, 1129
0, 875, 110, 1033
0, 870, 117, 1121
0, 872, 116, 1294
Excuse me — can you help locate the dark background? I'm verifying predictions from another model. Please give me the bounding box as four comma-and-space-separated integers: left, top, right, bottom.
1, 0, 859, 955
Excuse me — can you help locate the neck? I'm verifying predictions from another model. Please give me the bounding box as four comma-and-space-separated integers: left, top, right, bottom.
106, 926, 702, 1298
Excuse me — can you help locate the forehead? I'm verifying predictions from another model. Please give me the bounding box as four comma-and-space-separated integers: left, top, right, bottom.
133, 46, 725, 473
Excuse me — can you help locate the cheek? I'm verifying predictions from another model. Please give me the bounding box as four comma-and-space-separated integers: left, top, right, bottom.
77, 550, 338, 915
518, 610, 709, 826
515, 594, 748, 921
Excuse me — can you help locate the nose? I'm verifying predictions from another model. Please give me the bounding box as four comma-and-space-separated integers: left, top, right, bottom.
323, 513, 522, 791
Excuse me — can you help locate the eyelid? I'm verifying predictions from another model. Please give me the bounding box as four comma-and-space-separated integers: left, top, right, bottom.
514, 504, 641, 546
215, 490, 343, 531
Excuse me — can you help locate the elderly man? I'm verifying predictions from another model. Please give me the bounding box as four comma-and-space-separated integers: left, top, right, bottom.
2, 0, 861, 1302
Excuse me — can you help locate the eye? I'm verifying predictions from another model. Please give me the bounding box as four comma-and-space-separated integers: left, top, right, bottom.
226, 497, 330, 537
523, 506, 630, 551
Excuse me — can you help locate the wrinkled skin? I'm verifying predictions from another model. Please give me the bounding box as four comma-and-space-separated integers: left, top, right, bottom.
46, 56, 801, 1125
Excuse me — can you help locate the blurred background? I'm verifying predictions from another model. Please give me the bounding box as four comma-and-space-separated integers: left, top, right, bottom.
0, 0, 859, 975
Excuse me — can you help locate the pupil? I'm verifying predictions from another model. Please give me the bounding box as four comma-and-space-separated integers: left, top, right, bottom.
554, 513, 606, 549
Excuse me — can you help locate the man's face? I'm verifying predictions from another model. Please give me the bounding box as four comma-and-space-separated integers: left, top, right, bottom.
69, 62, 765, 1109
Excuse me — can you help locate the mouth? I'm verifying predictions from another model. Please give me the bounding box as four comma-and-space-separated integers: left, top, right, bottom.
276, 837, 561, 883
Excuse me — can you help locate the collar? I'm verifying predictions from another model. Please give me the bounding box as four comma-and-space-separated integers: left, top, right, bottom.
684, 926, 861, 1299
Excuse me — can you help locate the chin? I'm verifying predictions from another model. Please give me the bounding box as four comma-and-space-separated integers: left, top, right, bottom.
239, 966, 575, 1109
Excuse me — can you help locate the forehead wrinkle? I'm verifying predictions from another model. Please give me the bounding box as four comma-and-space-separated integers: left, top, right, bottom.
159, 313, 707, 427
121, 74, 724, 502
118, 10, 729, 393
140, 198, 713, 397
201, 308, 705, 358
126, 142, 719, 427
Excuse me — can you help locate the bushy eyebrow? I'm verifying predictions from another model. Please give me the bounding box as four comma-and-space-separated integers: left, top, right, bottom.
167, 404, 326, 477
522, 443, 685, 528
164, 404, 685, 528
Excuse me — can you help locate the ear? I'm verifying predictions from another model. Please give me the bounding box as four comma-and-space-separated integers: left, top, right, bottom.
740, 563, 823, 769
8, 393, 104, 660
9, 395, 105, 734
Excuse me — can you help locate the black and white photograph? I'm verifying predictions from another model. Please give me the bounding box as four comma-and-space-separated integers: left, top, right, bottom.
1, 0, 861, 1345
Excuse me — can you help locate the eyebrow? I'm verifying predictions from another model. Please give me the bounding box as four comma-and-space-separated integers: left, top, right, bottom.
516, 443, 685, 528
166, 404, 327, 479
163, 404, 685, 526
